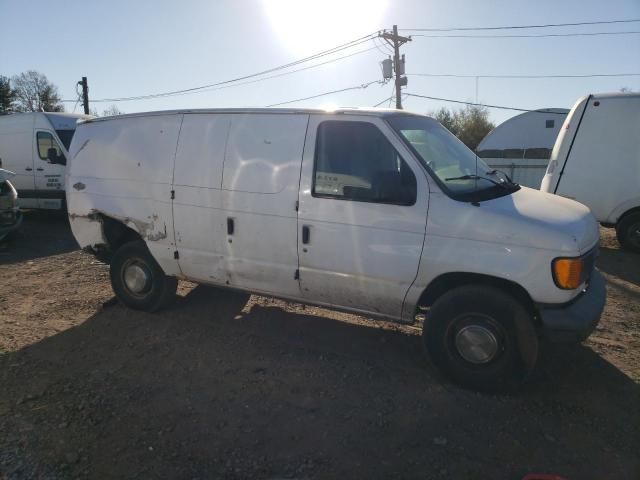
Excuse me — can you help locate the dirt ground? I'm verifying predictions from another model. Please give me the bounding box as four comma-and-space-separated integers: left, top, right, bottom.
0, 212, 639, 479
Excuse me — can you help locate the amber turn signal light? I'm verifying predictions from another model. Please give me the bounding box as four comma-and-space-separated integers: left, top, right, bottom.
552, 257, 584, 290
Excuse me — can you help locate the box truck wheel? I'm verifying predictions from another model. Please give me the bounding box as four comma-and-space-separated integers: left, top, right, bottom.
616, 212, 640, 253
109, 240, 177, 312
422, 285, 537, 392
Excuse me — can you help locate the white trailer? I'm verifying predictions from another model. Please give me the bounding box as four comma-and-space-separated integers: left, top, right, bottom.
540, 93, 640, 252
477, 108, 568, 188
0, 112, 91, 210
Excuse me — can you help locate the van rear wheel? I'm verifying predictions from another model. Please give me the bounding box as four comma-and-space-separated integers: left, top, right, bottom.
616, 212, 640, 253
422, 285, 537, 392
109, 240, 177, 312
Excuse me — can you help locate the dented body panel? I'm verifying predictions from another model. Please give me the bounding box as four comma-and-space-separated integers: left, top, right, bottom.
67, 114, 182, 275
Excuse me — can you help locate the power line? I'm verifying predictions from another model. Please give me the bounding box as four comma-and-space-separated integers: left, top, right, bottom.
149, 45, 379, 99
372, 96, 393, 107
404, 92, 568, 114
373, 37, 393, 55
410, 30, 640, 39
408, 72, 640, 79
401, 18, 640, 32
372, 83, 395, 107
78, 33, 378, 103
62, 45, 379, 103
266, 80, 385, 107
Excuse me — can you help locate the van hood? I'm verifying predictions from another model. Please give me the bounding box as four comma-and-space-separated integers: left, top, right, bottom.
429, 186, 599, 254
480, 186, 599, 253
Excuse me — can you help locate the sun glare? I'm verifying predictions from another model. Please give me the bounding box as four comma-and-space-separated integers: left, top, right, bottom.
262, 0, 388, 56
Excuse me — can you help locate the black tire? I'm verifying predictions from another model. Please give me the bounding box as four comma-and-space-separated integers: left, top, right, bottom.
423, 285, 537, 392
109, 240, 177, 312
616, 212, 640, 253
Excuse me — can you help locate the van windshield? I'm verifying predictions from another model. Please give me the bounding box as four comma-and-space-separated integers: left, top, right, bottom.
386, 115, 519, 201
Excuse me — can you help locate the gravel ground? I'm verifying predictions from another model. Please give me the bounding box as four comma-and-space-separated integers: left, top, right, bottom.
0, 212, 639, 479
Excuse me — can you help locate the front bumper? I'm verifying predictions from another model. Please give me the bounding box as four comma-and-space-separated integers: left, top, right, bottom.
538, 269, 606, 342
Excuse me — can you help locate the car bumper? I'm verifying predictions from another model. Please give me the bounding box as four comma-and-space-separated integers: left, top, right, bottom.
538, 269, 606, 342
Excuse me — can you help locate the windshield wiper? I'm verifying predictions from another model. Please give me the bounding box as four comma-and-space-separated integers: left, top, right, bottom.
485, 169, 519, 187
444, 174, 510, 189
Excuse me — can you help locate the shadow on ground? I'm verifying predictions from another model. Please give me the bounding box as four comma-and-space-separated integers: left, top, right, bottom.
0, 210, 77, 265
598, 245, 640, 287
1, 286, 638, 479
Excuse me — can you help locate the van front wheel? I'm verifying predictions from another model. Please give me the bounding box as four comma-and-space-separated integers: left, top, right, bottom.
616, 212, 640, 253
423, 285, 536, 392
109, 241, 177, 312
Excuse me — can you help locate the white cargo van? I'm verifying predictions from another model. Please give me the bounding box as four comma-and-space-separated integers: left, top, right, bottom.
541, 92, 640, 252
67, 108, 605, 391
0, 112, 91, 210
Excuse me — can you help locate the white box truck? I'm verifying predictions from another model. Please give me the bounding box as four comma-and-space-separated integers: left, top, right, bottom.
0, 112, 91, 210
67, 108, 605, 391
541, 92, 640, 252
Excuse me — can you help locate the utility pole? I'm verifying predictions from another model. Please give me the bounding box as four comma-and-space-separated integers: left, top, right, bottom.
79, 77, 89, 115
379, 25, 411, 109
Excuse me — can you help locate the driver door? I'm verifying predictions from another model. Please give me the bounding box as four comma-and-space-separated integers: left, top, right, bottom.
34, 130, 66, 209
297, 115, 429, 320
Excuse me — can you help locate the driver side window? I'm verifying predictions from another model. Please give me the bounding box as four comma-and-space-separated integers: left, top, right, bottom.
36, 131, 65, 163
313, 121, 417, 205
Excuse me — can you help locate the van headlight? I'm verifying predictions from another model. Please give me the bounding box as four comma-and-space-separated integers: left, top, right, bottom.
552, 257, 585, 290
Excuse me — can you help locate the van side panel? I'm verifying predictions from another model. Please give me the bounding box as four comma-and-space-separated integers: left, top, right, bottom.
553, 95, 640, 223
0, 113, 36, 202
172, 113, 231, 282
219, 113, 309, 296
67, 115, 182, 275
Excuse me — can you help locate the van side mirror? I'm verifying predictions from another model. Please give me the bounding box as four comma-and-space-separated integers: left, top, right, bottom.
47, 148, 66, 166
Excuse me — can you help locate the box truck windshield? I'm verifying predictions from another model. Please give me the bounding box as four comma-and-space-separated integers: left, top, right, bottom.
387, 115, 520, 201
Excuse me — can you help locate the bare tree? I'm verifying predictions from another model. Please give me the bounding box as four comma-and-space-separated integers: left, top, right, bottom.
102, 105, 124, 117
430, 107, 457, 135
11, 71, 64, 112
0, 76, 15, 114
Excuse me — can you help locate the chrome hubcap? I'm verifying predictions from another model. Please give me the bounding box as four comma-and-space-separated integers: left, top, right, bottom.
123, 263, 150, 294
455, 325, 499, 364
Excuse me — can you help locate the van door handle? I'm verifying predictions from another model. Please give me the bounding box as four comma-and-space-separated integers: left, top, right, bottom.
25, 167, 33, 171
302, 225, 310, 244
36, 168, 44, 171
227, 217, 234, 235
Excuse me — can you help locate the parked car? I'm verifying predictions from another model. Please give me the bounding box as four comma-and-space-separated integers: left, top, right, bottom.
0, 168, 22, 241
0, 112, 91, 210
67, 108, 605, 391
541, 92, 640, 252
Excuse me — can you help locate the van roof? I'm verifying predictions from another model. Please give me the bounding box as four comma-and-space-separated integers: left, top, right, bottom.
591, 91, 640, 100
80, 107, 421, 124
0, 112, 91, 120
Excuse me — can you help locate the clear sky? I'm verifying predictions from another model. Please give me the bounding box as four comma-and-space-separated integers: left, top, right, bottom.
1, 0, 639, 124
